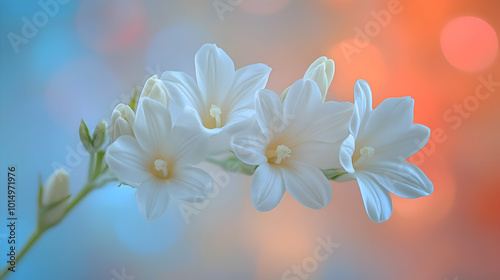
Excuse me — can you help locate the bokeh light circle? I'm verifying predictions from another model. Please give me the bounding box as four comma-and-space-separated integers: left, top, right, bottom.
440, 16, 498, 72
240, 0, 291, 15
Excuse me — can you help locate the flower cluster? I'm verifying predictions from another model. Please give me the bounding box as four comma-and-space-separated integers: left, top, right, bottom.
106, 43, 433, 223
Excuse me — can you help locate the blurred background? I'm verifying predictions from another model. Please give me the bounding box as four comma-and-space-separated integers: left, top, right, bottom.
1, 0, 499, 279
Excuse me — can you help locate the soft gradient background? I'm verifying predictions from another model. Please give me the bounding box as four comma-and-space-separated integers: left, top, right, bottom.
1, 0, 499, 279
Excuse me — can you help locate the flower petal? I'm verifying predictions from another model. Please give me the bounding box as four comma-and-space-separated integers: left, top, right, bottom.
364, 160, 433, 198
226, 63, 271, 113
251, 163, 286, 212
350, 79, 373, 138
283, 79, 322, 121
339, 134, 356, 173
378, 124, 431, 160
161, 71, 206, 114
105, 135, 151, 186
286, 100, 352, 146
358, 96, 415, 148
133, 98, 172, 156
283, 161, 333, 210
231, 122, 268, 166
168, 166, 213, 203
255, 89, 285, 139
195, 44, 235, 101
135, 178, 171, 222
167, 108, 209, 164
356, 172, 393, 223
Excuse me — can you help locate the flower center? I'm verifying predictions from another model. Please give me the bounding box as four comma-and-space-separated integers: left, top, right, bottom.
209, 104, 222, 128
266, 144, 291, 164
360, 146, 375, 158
153, 159, 169, 179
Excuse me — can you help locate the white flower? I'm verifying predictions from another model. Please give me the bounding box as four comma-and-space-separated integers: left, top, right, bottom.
162, 43, 271, 154
231, 79, 352, 211
110, 103, 135, 142
140, 75, 168, 108
41, 169, 70, 227
106, 98, 212, 222
281, 56, 335, 103
337, 79, 433, 223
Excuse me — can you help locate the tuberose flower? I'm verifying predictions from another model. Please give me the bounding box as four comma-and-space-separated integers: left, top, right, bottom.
110, 103, 135, 142
231, 79, 352, 211
106, 98, 212, 221
281, 56, 335, 103
162, 43, 272, 154
337, 79, 433, 223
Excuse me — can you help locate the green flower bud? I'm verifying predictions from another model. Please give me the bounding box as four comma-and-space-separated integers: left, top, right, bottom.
79, 119, 92, 153
92, 120, 108, 151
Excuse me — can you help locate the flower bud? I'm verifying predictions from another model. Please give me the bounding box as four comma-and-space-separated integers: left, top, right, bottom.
140, 75, 168, 108
110, 103, 135, 142
40, 169, 70, 228
79, 119, 92, 152
92, 120, 108, 151
280, 57, 335, 103
304, 56, 335, 102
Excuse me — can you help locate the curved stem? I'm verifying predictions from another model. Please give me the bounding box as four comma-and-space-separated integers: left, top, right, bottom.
64, 184, 93, 216
0, 229, 44, 279
0, 164, 115, 279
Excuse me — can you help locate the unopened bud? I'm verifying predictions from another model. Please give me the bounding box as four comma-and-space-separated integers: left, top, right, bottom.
92, 120, 107, 150
304, 56, 335, 102
79, 119, 92, 152
110, 104, 135, 142
40, 169, 70, 228
140, 75, 168, 107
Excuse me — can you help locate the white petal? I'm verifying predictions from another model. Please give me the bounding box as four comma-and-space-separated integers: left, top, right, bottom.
283, 79, 322, 120
283, 161, 333, 210
168, 166, 213, 203
358, 97, 415, 148
168, 125, 209, 164
339, 134, 356, 173
364, 160, 433, 198
195, 44, 235, 101
135, 177, 171, 222
251, 164, 286, 212
286, 100, 352, 146
255, 89, 285, 139
105, 135, 151, 186
231, 122, 268, 166
378, 124, 431, 160
168, 108, 209, 164
226, 63, 271, 113
133, 98, 172, 156
356, 172, 393, 223
161, 71, 206, 114
350, 79, 373, 138
224, 108, 256, 134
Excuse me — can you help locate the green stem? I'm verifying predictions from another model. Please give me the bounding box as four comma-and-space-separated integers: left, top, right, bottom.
87, 152, 96, 181
64, 184, 93, 216
0, 155, 115, 280
0, 229, 44, 278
